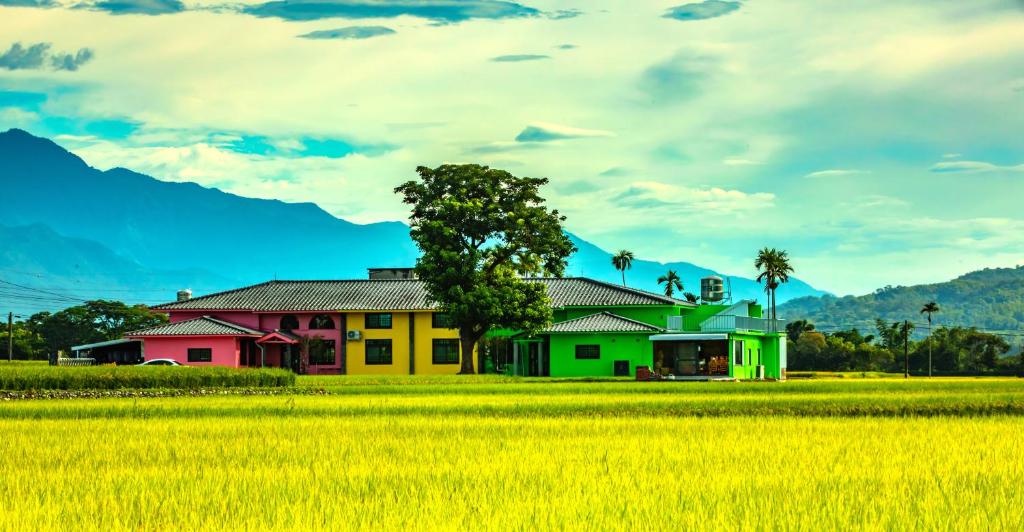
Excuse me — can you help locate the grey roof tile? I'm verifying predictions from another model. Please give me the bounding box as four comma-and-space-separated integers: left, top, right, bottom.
542, 312, 662, 333
126, 316, 264, 337
151, 278, 691, 312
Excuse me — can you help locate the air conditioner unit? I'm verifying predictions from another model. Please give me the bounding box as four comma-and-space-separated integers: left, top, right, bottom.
346, 330, 362, 341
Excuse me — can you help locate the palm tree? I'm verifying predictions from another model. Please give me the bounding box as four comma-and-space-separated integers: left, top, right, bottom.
682, 292, 699, 304
754, 247, 795, 323
657, 270, 683, 298
611, 250, 635, 287
920, 301, 940, 377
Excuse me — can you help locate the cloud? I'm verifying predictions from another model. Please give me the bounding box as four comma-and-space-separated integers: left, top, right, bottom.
804, 169, 870, 178
242, 0, 540, 23
556, 44, 576, 50
0, 42, 94, 71
612, 181, 774, 214
87, 0, 185, 15
723, 158, 762, 166
546, 9, 581, 20
51, 49, 95, 71
298, 26, 396, 39
663, 1, 740, 21
929, 160, 1024, 173
0, 90, 48, 109
639, 51, 717, 104
0, 43, 50, 70
599, 167, 629, 177
514, 122, 613, 142
219, 133, 394, 158
490, 54, 549, 62
0, 0, 55, 6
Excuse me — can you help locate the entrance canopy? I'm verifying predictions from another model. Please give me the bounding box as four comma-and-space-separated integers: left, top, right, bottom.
256, 330, 301, 344
649, 333, 728, 342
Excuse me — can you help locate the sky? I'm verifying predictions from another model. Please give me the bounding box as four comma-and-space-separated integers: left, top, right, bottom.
1, 0, 1023, 296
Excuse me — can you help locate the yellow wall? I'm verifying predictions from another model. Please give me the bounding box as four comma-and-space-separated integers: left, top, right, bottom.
412, 311, 463, 375
344, 312, 410, 376
343, 311, 476, 375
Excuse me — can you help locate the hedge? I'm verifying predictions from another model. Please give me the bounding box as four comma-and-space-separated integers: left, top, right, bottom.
0, 365, 295, 391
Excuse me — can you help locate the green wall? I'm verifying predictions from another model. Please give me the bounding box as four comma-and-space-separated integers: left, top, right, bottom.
548, 332, 653, 377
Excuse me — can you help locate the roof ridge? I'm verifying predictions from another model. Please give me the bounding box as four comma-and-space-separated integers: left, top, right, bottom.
571, 277, 693, 306
201, 315, 264, 335
151, 280, 276, 310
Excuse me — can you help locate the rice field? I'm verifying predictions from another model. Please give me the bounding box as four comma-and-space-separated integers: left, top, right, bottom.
1, 376, 1023, 530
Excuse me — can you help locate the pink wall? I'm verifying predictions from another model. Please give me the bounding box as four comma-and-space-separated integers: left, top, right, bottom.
169, 311, 261, 329
140, 336, 240, 367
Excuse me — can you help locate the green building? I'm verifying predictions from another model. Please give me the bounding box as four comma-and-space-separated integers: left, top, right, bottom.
493, 279, 787, 380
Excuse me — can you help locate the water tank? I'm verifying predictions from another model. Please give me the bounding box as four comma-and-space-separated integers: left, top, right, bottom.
176, 289, 192, 302
700, 276, 725, 302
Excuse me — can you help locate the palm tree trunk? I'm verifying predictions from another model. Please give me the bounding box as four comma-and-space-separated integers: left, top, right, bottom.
621, 270, 626, 287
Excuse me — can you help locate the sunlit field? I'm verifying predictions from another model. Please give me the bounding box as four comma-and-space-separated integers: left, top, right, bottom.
1, 376, 1022, 530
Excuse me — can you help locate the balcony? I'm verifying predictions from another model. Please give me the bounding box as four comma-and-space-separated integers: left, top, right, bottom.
666, 315, 787, 334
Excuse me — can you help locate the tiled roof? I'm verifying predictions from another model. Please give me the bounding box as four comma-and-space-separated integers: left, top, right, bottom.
543, 312, 662, 334
151, 278, 691, 312
126, 316, 264, 337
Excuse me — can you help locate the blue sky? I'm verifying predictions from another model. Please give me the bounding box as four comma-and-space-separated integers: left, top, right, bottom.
1, 0, 1023, 294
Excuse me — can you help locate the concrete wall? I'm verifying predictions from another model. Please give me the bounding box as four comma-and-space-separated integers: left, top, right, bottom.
548, 333, 653, 377
141, 336, 239, 366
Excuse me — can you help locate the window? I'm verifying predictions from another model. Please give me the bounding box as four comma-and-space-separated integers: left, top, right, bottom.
432, 312, 453, 329
757, 348, 762, 366
575, 344, 600, 360
280, 314, 299, 330
309, 314, 335, 330
733, 340, 745, 366
365, 339, 393, 365
432, 339, 460, 364
308, 339, 336, 366
365, 313, 392, 329
187, 348, 212, 362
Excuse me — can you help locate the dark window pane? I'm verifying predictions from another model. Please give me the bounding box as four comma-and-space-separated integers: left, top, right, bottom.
280, 315, 300, 330
308, 339, 336, 366
734, 341, 744, 365
365, 339, 393, 365
575, 345, 600, 360
365, 313, 393, 329
309, 314, 336, 330
187, 348, 212, 362
432, 313, 453, 329
432, 339, 460, 364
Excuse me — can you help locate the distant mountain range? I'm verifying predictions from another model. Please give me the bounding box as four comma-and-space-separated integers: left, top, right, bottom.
778, 267, 1024, 334
0, 128, 827, 314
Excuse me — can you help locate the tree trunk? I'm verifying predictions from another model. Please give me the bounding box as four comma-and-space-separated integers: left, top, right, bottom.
459, 333, 478, 374
621, 270, 626, 287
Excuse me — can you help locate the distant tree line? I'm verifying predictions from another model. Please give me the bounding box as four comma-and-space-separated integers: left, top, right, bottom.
4, 300, 167, 359
786, 319, 1022, 374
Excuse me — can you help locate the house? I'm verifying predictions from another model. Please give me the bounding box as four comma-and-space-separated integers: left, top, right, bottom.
126, 272, 787, 379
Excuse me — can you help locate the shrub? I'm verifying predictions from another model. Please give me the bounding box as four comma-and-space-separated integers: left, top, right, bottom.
0, 365, 295, 391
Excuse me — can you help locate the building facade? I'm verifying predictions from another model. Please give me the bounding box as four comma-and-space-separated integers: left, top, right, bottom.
127, 275, 786, 379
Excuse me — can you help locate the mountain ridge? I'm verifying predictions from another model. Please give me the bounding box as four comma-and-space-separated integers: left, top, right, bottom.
0, 128, 828, 313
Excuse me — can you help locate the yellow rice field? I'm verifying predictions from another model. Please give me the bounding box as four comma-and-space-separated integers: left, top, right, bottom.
1, 379, 1023, 530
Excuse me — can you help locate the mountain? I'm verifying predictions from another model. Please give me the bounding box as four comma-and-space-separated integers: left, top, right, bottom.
0, 223, 237, 314
778, 267, 1024, 333
0, 128, 826, 312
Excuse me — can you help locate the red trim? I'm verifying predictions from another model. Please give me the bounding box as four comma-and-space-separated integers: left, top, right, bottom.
256, 331, 300, 344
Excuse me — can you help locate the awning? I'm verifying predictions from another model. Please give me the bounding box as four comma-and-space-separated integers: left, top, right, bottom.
257, 330, 301, 344
71, 338, 141, 352
649, 333, 729, 341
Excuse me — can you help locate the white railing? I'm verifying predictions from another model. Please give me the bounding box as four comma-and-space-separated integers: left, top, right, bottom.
666, 315, 787, 334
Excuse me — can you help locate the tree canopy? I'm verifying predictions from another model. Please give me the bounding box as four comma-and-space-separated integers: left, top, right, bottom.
9, 300, 167, 358
395, 164, 575, 374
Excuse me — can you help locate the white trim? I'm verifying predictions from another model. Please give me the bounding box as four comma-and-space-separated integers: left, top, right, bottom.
649, 333, 728, 341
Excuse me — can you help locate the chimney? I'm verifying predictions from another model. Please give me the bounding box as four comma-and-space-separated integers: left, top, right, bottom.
176, 289, 192, 302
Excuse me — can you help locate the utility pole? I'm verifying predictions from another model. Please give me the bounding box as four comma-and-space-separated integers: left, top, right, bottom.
903, 320, 910, 379
927, 322, 933, 378
7, 312, 12, 362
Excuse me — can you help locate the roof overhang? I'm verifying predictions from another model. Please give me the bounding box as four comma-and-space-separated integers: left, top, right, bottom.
71, 338, 141, 351
257, 330, 301, 344
649, 333, 729, 341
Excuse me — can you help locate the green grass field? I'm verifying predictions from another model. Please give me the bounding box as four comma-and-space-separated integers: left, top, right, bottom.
1, 373, 1022, 530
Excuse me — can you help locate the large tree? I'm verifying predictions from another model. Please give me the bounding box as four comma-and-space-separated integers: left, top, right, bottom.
395, 164, 575, 374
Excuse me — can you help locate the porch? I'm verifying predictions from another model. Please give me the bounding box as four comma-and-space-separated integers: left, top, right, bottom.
649, 334, 731, 378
